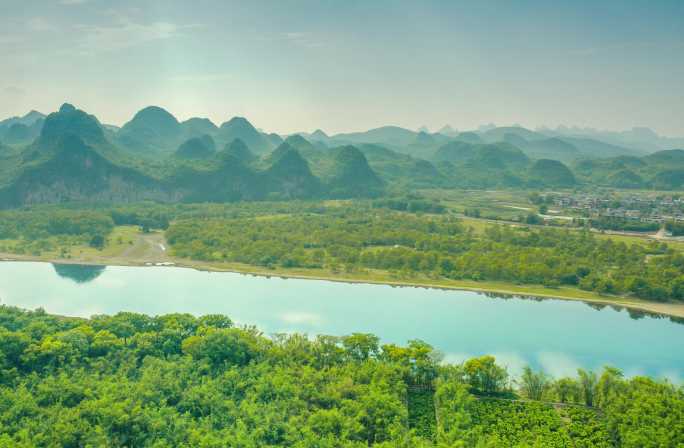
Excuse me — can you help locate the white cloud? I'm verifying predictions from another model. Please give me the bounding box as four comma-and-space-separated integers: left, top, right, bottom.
441, 351, 528, 378
27, 17, 57, 32
657, 369, 682, 385
491, 351, 528, 378
537, 352, 581, 378
280, 311, 323, 326
441, 352, 472, 365
94, 277, 126, 288
622, 366, 646, 379
0, 36, 21, 45
283, 31, 325, 48
60, 0, 90, 5
167, 73, 232, 83
2, 86, 26, 96
72, 12, 202, 54
75, 22, 182, 52
285, 32, 307, 40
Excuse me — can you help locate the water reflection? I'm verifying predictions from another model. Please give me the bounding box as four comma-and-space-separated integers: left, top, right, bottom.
44, 264, 684, 325
481, 290, 684, 325
52, 263, 106, 284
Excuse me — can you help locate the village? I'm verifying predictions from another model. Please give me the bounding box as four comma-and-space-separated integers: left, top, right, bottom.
544, 192, 684, 224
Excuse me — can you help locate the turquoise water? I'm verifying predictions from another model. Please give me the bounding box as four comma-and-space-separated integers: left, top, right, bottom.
1, 261, 682, 381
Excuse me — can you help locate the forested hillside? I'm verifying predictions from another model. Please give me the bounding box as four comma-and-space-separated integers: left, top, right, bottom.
0, 105, 385, 206
2, 104, 684, 209
0, 306, 681, 447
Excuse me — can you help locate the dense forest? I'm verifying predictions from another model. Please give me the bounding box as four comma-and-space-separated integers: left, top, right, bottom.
164, 206, 684, 302
1, 201, 684, 303
0, 306, 681, 447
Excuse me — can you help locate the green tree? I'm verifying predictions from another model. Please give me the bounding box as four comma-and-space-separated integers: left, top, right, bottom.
519, 366, 550, 401
577, 369, 598, 407
553, 377, 580, 403
342, 333, 380, 362
434, 380, 474, 447
89, 234, 105, 249
596, 366, 624, 409
182, 328, 258, 368
463, 356, 508, 395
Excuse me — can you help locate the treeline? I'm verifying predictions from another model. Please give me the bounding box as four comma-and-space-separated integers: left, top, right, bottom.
665, 220, 684, 236
0, 209, 113, 240
0, 209, 115, 254
0, 206, 170, 255
590, 216, 660, 233
166, 208, 684, 302
371, 197, 446, 214
109, 207, 170, 232
0, 306, 681, 446
0, 202, 333, 257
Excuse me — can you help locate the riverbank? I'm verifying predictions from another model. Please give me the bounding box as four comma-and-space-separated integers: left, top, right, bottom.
182, 262, 684, 319
3, 247, 684, 319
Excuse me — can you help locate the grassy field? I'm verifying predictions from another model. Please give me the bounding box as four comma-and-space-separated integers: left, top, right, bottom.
0, 226, 167, 264
420, 189, 539, 220
421, 188, 684, 249
455, 206, 684, 251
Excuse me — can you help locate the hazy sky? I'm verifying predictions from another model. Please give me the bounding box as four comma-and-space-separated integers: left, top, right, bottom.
1, 0, 683, 135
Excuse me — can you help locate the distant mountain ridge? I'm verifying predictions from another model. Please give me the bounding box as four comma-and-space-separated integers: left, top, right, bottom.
542, 125, 684, 153
0, 110, 45, 130
218, 117, 274, 154
181, 118, 218, 138
1, 103, 684, 208
265, 143, 321, 198
39, 103, 108, 148
0, 110, 46, 145
116, 106, 183, 153
219, 138, 255, 163
175, 135, 216, 159
0, 104, 388, 207
327, 146, 384, 198
321, 124, 656, 162
438, 125, 458, 137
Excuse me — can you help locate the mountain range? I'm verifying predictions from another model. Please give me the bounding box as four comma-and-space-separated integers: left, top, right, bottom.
0, 103, 683, 208
0, 110, 45, 145
0, 104, 385, 207
541, 125, 684, 153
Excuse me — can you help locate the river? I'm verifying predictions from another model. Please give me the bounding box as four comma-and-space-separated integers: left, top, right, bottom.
1, 261, 682, 381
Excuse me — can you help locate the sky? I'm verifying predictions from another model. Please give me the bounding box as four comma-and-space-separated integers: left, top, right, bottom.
1, 0, 683, 136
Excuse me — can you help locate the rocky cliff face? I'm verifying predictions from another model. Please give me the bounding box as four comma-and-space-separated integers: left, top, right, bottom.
0, 104, 390, 208
265, 144, 321, 198
327, 145, 383, 197
0, 135, 176, 207
39, 103, 107, 148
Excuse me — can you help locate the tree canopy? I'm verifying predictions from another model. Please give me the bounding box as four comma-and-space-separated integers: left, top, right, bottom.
0, 306, 681, 447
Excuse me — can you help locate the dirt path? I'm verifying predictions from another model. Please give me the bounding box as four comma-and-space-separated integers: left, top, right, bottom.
120, 232, 169, 262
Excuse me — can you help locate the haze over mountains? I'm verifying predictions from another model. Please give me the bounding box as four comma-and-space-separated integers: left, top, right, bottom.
1, 103, 683, 208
